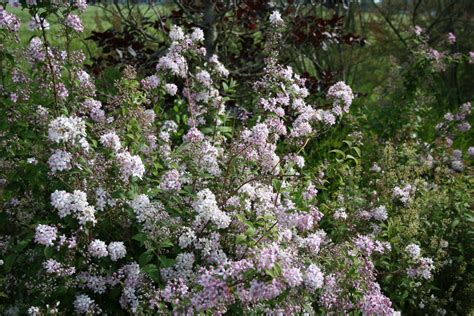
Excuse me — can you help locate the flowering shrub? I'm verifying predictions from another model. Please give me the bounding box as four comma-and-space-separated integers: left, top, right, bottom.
321, 25, 473, 314
364, 138, 472, 314
0, 2, 472, 315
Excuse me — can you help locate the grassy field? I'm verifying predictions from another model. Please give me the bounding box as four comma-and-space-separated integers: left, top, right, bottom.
7, 4, 171, 55
7, 5, 109, 56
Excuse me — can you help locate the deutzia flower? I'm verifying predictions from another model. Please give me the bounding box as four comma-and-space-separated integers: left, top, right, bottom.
108, 242, 127, 261
73, 294, 94, 314
34, 224, 57, 246
269, 10, 284, 26
193, 189, 230, 229
88, 240, 108, 258
116, 152, 145, 181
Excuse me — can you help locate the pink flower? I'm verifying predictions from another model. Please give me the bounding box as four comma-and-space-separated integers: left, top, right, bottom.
447, 32, 456, 44
65, 14, 84, 33
413, 25, 423, 36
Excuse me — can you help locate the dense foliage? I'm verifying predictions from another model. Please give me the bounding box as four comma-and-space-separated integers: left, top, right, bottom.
0, 1, 473, 315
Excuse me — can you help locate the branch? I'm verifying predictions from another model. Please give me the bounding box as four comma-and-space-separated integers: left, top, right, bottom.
371, 0, 407, 48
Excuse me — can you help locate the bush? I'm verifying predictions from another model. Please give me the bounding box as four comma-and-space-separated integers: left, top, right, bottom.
0, 1, 472, 315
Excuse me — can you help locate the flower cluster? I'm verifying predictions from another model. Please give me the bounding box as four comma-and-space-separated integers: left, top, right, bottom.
28, 14, 49, 31
3, 7, 466, 315
34, 224, 57, 246
392, 184, 413, 204
0, 7, 21, 32
327, 81, 354, 116
116, 152, 145, 181
65, 14, 84, 32
48, 149, 73, 173
51, 190, 97, 225
435, 102, 472, 171
100, 131, 122, 152
48, 116, 88, 149
407, 257, 435, 280
193, 189, 231, 229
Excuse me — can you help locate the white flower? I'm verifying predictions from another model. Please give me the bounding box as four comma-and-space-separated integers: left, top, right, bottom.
169, 25, 184, 41
100, 131, 122, 152
269, 10, 284, 26
193, 189, 230, 229
468, 147, 474, 157
108, 242, 127, 261
371, 163, 381, 173
371, 205, 388, 221
327, 81, 354, 115
142, 109, 156, 125
27, 306, 41, 316
48, 149, 72, 173
159, 169, 182, 192
414, 25, 423, 36
305, 264, 324, 290
65, 14, 84, 33
196, 70, 212, 87
209, 54, 229, 77
178, 227, 196, 248
405, 243, 421, 259
191, 27, 204, 42
305, 230, 326, 253
129, 194, 165, 235
28, 14, 49, 31
73, 294, 94, 314
34, 224, 57, 246
451, 160, 464, 172
333, 208, 347, 220
43, 259, 62, 274
392, 184, 413, 204
157, 54, 188, 78
48, 116, 87, 147
50, 190, 96, 225
76, 70, 90, 82
74, 0, 88, 11
164, 83, 178, 96
88, 239, 108, 258
77, 205, 97, 226
283, 267, 303, 287
116, 151, 145, 181
82, 99, 104, 122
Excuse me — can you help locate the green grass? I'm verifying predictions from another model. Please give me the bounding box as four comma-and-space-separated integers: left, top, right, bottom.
6, 5, 110, 56
6, 4, 171, 57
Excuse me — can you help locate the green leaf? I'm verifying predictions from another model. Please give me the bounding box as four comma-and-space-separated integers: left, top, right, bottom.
4, 254, 17, 273
236, 234, 247, 244
132, 233, 148, 243
353, 146, 362, 157
245, 226, 256, 237
243, 269, 256, 279
217, 126, 233, 133
12, 239, 30, 253
111, 189, 126, 199
44, 246, 54, 259
159, 239, 174, 248
330, 149, 346, 158
142, 264, 160, 282
452, 218, 460, 228
201, 127, 213, 134
158, 255, 176, 268
272, 178, 282, 191
346, 155, 360, 165
265, 262, 282, 278
343, 140, 353, 147
139, 251, 154, 266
